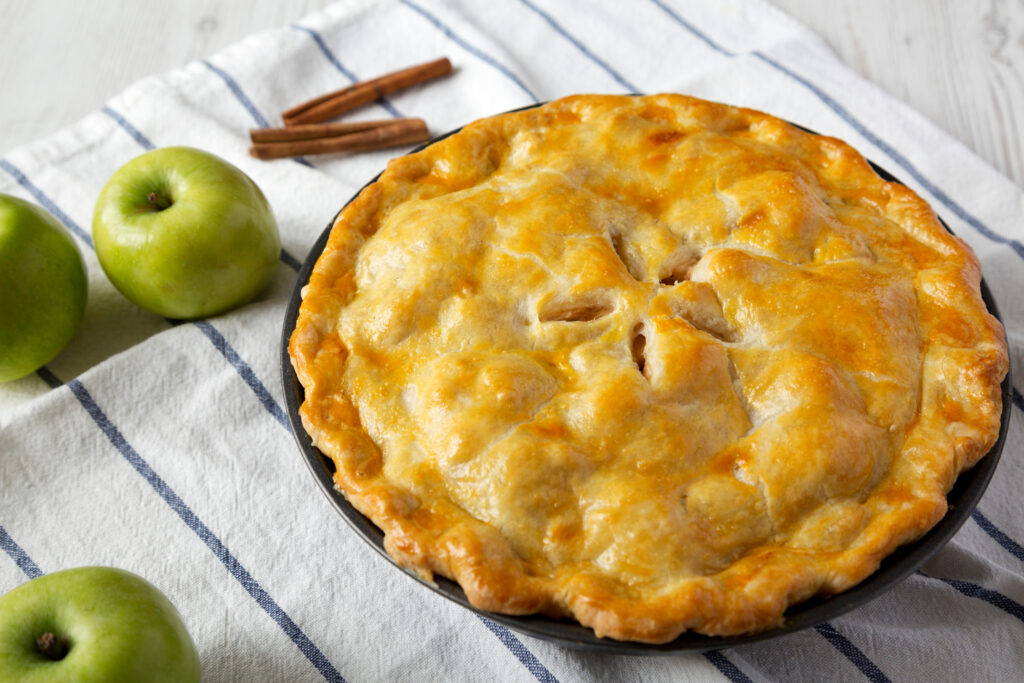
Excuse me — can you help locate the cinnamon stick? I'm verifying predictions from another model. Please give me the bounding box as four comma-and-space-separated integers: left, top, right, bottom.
249, 118, 430, 160
282, 57, 452, 125
250, 119, 418, 143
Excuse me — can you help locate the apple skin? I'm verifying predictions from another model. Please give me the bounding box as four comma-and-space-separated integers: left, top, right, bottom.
0, 566, 200, 682
92, 146, 280, 320
0, 194, 87, 382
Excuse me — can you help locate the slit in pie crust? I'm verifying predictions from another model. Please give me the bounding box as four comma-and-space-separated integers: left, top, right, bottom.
289, 94, 1008, 643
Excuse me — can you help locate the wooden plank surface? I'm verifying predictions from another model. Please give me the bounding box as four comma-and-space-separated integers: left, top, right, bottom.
0, 0, 1021, 189
0, 1, 333, 155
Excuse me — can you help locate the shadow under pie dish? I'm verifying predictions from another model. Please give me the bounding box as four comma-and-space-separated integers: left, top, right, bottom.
283, 94, 1009, 647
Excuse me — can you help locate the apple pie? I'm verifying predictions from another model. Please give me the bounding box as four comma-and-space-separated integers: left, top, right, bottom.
289, 94, 1007, 643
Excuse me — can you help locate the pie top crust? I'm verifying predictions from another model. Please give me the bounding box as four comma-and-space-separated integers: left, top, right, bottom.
289, 94, 1008, 643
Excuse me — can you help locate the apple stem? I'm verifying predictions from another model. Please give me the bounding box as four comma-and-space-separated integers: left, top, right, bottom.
146, 191, 173, 211
35, 632, 70, 660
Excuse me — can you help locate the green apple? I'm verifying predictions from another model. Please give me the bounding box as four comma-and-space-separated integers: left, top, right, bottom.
92, 146, 280, 319
0, 566, 200, 682
0, 194, 87, 382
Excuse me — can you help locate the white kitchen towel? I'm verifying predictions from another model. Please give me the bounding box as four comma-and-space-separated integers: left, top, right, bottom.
1, 0, 1022, 680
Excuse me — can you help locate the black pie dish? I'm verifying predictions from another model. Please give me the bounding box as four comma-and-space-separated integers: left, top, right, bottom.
280, 113, 1012, 654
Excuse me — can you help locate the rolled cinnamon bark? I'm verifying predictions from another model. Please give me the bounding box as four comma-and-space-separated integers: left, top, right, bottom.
249, 118, 430, 159
250, 119, 403, 143
282, 57, 452, 125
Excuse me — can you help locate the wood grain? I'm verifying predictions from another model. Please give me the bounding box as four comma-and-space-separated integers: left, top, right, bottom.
0, 0, 334, 156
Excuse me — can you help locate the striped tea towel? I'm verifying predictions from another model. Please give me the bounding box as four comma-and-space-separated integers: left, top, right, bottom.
1, 0, 1022, 680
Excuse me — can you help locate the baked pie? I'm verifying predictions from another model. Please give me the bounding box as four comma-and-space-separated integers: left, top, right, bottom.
289, 94, 1008, 643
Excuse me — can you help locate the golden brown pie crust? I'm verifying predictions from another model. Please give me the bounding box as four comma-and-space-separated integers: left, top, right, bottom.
289, 94, 1008, 643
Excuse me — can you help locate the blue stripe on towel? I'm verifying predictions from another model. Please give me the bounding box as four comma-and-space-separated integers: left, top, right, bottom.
201, 59, 271, 128
35, 366, 63, 389
920, 572, 1024, 625
0, 525, 44, 579
815, 623, 891, 683
101, 105, 156, 150
193, 320, 289, 429
477, 617, 559, 683
66, 379, 346, 683
647, 0, 735, 56
200, 59, 313, 169
971, 511, 1024, 564
280, 248, 303, 272
398, 0, 539, 103
514, 0, 638, 92
288, 25, 405, 119
0, 159, 93, 246
703, 650, 754, 683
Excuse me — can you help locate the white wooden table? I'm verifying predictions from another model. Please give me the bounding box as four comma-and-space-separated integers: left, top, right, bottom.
1, 0, 1021, 189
